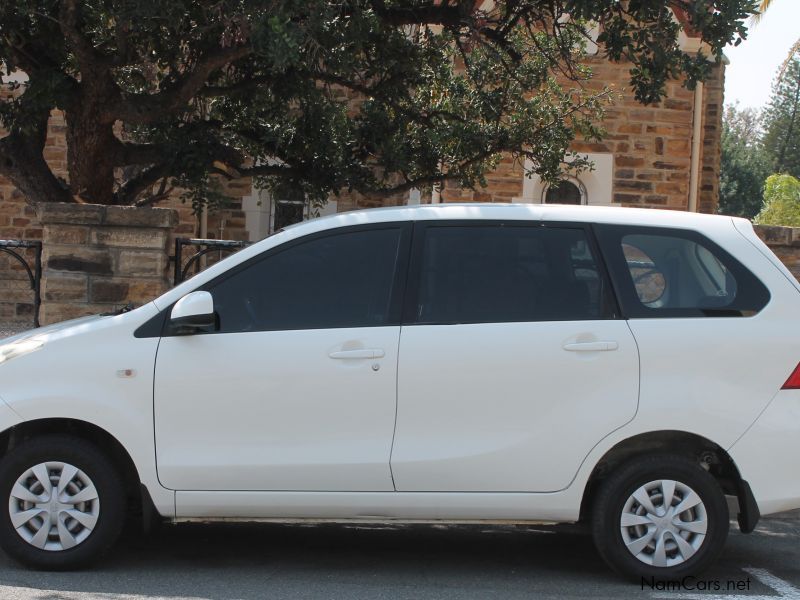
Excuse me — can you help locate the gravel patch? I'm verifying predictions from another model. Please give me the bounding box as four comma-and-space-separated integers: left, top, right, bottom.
0, 322, 30, 340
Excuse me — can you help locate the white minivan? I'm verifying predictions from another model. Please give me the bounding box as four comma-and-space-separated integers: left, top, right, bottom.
0, 204, 798, 579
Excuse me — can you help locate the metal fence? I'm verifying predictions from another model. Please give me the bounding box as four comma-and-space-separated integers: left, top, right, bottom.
0, 239, 42, 327
172, 237, 253, 286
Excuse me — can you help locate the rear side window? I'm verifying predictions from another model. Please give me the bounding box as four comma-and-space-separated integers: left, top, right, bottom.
596, 225, 770, 318
411, 224, 614, 324
208, 226, 405, 332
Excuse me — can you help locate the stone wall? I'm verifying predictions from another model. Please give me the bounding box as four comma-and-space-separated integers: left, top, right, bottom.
0, 185, 41, 323
0, 241, 39, 324
0, 102, 51, 322
754, 225, 800, 282
36, 203, 177, 325
579, 59, 693, 210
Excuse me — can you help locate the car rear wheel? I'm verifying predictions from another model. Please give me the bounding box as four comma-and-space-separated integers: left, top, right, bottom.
0, 435, 125, 570
591, 454, 729, 581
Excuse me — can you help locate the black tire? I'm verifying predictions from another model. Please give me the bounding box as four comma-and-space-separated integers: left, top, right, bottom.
591, 454, 729, 581
0, 435, 125, 570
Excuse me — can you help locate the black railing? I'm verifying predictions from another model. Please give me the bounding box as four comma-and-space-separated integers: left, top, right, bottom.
172, 237, 253, 285
0, 239, 42, 327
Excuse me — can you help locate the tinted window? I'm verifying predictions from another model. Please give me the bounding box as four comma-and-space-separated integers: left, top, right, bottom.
413, 225, 612, 324
622, 242, 667, 306
596, 225, 770, 318
209, 227, 403, 332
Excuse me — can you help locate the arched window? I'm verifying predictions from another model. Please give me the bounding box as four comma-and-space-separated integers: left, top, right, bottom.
544, 179, 585, 205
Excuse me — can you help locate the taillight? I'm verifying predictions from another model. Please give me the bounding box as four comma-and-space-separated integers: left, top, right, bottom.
782, 362, 800, 389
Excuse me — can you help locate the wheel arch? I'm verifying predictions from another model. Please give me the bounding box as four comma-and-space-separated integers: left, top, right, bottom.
0, 418, 149, 520
579, 430, 756, 531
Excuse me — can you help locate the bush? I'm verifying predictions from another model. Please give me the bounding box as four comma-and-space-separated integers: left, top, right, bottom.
754, 174, 800, 226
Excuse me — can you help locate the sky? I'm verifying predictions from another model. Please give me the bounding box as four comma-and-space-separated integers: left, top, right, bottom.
724, 1, 800, 110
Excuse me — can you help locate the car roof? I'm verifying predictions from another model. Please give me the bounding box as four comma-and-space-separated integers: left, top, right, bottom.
286, 202, 741, 236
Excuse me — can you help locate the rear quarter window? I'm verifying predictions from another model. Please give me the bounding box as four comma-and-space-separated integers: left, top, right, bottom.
595, 225, 770, 318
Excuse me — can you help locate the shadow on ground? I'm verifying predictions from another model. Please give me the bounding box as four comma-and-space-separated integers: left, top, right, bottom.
0, 518, 796, 599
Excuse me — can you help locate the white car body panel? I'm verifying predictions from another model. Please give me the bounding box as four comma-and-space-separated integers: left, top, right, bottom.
0, 204, 798, 524
615, 219, 800, 455
154, 327, 400, 491
729, 389, 800, 515
391, 321, 639, 492
175, 489, 580, 522
0, 398, 22, 432
0, 305, 175, 516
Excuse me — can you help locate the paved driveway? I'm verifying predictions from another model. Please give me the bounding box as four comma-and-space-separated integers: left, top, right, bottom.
0, 514, 798, 600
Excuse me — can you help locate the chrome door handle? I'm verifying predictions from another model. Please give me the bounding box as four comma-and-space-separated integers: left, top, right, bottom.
563, 341, 619, 352
329, 348, 386, 359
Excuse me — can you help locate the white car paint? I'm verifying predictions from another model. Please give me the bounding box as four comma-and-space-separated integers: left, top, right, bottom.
391, 320, 639, 492
0, 305, 174, 514
728, 389, 800, 516
0, 203, 798, 526
154, 326, 400, 491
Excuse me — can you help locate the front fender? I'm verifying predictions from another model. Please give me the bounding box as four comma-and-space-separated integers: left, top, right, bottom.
0, 305, 175, 517
0, 395, 23, 435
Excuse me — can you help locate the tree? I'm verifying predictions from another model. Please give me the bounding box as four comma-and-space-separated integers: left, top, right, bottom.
754, 173, 800, 226
719, 104, 770, 218
751, 0, 800, 75
762, 56, 800, 179
0, 0, 755, 209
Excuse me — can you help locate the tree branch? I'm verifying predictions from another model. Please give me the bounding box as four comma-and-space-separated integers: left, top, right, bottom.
115, 141, 165, 166
115, 45, 253, 124
312, 71, 468, 125
238, 163, 299, 178
58, 0, 109, 73
369, 173, 449, 197
369, 0, 475, 28
198, 74, 278, 98
134, 181, 175, 207
0, 111, 72, 204
118, 163, 174, 205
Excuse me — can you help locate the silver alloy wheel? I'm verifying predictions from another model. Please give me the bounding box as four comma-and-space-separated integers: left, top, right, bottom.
7, 461, 100, 551
620, 479, 707, 568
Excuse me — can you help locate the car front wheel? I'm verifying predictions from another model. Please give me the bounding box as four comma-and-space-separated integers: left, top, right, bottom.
0, 435, 125, 569
591, 454, 729, 581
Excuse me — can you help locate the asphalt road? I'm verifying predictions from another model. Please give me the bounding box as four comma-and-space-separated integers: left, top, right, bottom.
0, 513, 798, 600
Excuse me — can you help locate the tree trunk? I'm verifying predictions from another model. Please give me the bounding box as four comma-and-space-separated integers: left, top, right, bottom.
0, 111, 72, 205
64, 77, 121, 205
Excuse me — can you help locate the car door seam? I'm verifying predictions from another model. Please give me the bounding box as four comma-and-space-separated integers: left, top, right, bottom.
388, 325, 402, 491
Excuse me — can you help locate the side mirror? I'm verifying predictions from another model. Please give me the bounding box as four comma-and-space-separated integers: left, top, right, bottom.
170, 291, 217, 334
